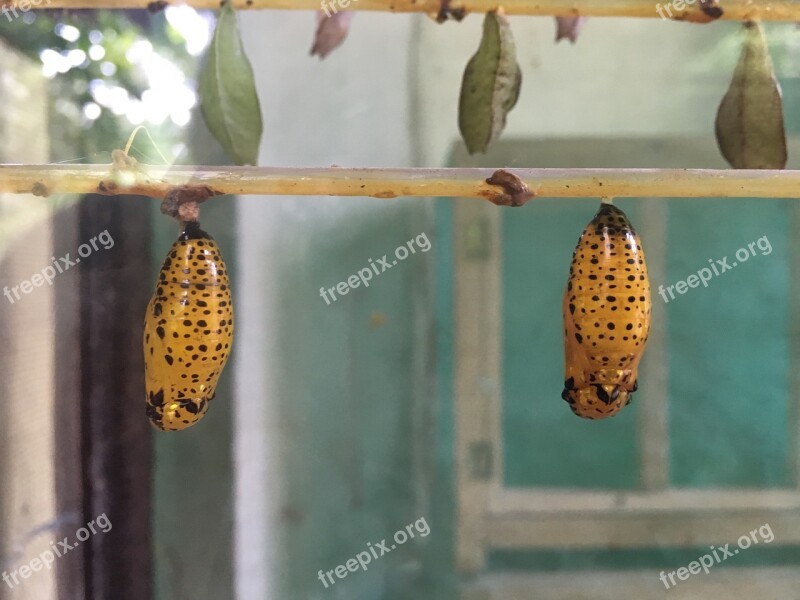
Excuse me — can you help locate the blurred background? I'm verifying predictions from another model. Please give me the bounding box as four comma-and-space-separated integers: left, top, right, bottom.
1, 7, 800, 600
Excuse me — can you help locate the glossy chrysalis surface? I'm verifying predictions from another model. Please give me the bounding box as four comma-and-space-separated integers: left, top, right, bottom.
144, 221, 233, 431
562, 203, 651, 419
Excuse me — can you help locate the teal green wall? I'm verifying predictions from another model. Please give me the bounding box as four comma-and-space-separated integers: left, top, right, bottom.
271, 202, 435, 600
667, 199, 790, 487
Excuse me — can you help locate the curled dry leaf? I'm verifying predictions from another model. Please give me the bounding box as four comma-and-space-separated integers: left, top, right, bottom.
555, 16, 586, 43
458, 12, 522, 155
310, 11, 355, 59
199, 2, 263, 166
715, 21, 787, 170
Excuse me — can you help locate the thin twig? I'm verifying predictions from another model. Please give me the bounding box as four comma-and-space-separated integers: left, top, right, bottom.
5, 164, 800, 204
0, 0, 795, 21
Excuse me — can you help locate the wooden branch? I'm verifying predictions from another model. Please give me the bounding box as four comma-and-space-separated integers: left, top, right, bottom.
2, 0, 798, 21
5, 164, 800, 205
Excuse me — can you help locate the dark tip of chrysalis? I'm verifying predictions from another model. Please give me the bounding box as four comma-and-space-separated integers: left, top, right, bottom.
179, 220, 212, 241
592, 202, 634, 234
595, 203, 625, 218
597, 202, 619, 211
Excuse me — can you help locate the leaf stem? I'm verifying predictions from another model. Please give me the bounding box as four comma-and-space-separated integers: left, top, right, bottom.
8, 164, 800, 204
4, 0, 794, 21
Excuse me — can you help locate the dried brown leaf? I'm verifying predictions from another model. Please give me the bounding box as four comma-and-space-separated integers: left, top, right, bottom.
310, 11, 355, 59
555, 16, 586, 43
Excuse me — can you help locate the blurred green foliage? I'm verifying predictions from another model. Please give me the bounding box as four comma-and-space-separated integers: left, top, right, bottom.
0, 9, 200, 162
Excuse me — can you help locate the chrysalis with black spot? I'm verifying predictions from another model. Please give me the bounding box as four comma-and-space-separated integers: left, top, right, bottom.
562, 203, 651, 419
144, 221, 234, 431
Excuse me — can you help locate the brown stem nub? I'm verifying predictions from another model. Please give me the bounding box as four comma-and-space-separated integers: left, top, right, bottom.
483, 169, 535, 207
436, 0, 466, 22
146, 0, 168, 11
160, 185, 223, 223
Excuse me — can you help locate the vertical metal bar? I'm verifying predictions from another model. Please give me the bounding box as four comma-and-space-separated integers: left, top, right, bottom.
79, 195, 152, 600
53, 204, 87, 600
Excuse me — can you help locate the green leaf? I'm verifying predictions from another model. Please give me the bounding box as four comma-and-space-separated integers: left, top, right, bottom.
458, 12, 522, 155
199, 2, 263, 166
715, 21, 787, 170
